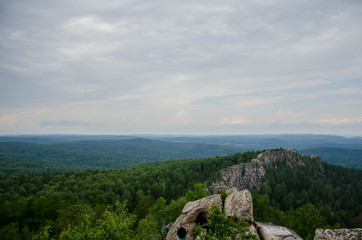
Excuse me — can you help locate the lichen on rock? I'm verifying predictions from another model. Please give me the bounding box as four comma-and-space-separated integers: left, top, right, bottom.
313, 228, 362, 240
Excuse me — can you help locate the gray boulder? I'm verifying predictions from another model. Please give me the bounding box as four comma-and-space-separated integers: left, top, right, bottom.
213, 185, 228, 194
254, 222, 303, 240
314, 228, 362, 240
224, 189, 253, 222
165, 194, 222, 240
166, 188, 255, 240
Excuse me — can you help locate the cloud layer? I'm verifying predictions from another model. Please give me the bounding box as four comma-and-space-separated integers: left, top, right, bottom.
1, 0, 362, 135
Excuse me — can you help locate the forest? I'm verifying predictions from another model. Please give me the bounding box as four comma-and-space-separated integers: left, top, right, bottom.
0, 150, 361, 239
1, 135, 361, 176
0, 139, 242, 175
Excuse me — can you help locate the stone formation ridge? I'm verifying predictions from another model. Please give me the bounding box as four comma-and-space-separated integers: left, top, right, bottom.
166, 149, 361, 240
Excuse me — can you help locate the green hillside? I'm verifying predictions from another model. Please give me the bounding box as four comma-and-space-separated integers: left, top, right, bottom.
301, 147, 362, 169
51, 138, 242, 158
0, 150, 360, 239
0, 139, 243, 175
1, 135, 361, 176
0, 142, 142, 175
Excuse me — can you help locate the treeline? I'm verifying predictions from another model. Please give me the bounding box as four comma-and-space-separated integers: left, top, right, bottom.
0, 150, 361, 239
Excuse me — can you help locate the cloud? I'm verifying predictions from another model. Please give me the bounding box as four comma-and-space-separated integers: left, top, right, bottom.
40, 120, 91, 127
217, 117, 250, 126
63, 16, 117, 34
316, 117, 362, 126
1, 0, 362, 135
270, 110, 362, 127
57, 41, 120, 56
272, 111, 309, 125
327, 88, 362, 95
173, 110, 193, 125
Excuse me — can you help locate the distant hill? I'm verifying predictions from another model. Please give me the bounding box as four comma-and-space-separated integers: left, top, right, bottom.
2, 134, 362, 149
51, 138, 243, 157
0, 138, 243, 175
0, 134, 361, 175
145, 134, 362, 150
0, 134, 134, 144
136, 134, 362, 169
300, 147, 362, 169
0, 142, 140, 175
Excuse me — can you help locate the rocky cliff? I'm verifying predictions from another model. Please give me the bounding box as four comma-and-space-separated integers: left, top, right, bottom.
213, 148, 306, 190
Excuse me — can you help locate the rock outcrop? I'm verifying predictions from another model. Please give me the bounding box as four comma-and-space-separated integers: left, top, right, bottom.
166, 151, 358, 240
259, 148, 305, 168
213, 149, 305, 190
166, 194, 222, 240
216, 158, 265, 190
166, 188, 302, 240
224, 188, 253, 222
213, 185, 227, 194
314, 228, 362, 240
255, 222, 302, 240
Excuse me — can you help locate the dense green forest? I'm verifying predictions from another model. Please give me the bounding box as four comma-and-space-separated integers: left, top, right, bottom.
0, 150, 361, 239
1, 136, 361, 176
0, 139, 242, 175
0, 142, 139, 175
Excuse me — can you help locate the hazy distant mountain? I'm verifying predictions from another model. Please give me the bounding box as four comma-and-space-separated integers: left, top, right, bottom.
300, 147, 362, 169
1, 134, 362, 149
0, 134, 361, 175
0, 135, 134, 144
142, 134, 362, 150
0, 138, 243, 175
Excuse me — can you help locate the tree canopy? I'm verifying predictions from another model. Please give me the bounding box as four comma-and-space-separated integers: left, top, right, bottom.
0, 150, 361, 239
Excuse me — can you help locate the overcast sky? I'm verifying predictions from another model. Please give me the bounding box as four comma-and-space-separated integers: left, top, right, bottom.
1, 0, 362, 136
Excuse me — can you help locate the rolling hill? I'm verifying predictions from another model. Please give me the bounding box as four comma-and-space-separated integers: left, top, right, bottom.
0, 134, 361, 176
0, 138, 243, 175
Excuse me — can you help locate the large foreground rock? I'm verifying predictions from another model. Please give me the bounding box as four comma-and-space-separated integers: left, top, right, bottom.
225, 189, 253, 222
166, 194, 222, 240
314, 228, 362, 240
254, 222, 302, 240
166, 189, 254, 240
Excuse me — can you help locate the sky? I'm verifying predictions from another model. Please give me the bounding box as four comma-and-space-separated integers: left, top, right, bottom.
0, 0, 362, 136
